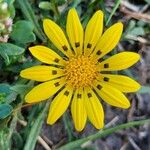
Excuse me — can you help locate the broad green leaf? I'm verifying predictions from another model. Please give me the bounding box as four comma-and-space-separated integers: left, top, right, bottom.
129, 27, 145, 36
0, 43, 25, 65
0, 104, 13, 119
10, 20, 36, 44
0, 43, 24, 55
0, 83, 17, 104
0, 84, 11, 95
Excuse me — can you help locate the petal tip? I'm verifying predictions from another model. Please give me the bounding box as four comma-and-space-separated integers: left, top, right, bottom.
75, 126, 84, 132
46, 117, 54, 125
124, 101, 131, 109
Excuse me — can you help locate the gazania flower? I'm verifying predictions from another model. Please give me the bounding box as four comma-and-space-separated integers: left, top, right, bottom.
20, 8, 141, 131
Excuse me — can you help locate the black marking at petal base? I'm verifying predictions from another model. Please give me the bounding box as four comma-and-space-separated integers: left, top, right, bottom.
96, 50, 102, 55
87, 43, 92, 48
97, 84, 102, 90
87, 93, 92, 98
54, 82, 60, 87
104, 63, 109, 68
98, 58, 102, 63
75, 42, 80, 47
77, 93, 82, 99
54, 58, 60, 63
104, 77, 109, 82
64, 90, 69, 96
62, 45, 68, 51
52, 70, 57, 75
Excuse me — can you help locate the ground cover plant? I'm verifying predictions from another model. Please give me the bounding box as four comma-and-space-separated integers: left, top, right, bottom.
0, 0, 150, 150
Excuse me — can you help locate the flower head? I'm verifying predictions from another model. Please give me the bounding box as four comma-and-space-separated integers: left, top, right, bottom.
20, 8, 141, 131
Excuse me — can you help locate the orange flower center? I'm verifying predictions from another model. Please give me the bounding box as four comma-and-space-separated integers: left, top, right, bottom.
64, 55, 98, 89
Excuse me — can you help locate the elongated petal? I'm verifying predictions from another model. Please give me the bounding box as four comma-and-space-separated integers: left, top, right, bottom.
91, 22, 123, 59
93, 81, 130, 109
43, 19, 72, 57
84, 10, 103, 55
84, 87, 104, 129
98, 74, 141, 92
20, 65, 64, 82
25, 78, 65, 103
47, 86, 73, 124
98, 52, 140, 71
66, 8, 83, 55
71, 89, 87, 131
29, 46, 65, 65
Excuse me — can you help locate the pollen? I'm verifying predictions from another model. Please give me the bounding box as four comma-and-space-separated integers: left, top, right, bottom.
64, 55, 98, 88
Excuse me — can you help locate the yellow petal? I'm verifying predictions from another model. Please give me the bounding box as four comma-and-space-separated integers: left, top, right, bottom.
71, 89, 87, 131
98, 74, 141, 92
29, 46, 65, 65
66, 8, 83, 55
98, 52, 140, 71
91, 22, 123, 59
25, 78, 65, 103
47, 86, 73, 124
84, 10, 103, 55
43, 19, 73, 57
20, 65, 64, 82
93, 81, 130, 109
84, 87, 104, 129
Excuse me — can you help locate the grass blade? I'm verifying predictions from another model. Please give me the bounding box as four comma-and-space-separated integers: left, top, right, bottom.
23, 101, 50, 150
106, 0, 121, 26
58, 119, 150, 150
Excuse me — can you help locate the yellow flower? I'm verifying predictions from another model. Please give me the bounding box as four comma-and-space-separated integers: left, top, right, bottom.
20, 8, 141, 131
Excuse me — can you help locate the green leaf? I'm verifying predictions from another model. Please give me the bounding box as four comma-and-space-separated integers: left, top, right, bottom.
0, 43, 25, 65
10, 20, 36, 44
39, 1, 52, 10
58, 119, 150, 150
0, 84, 11, 95
129, 27, 145, 36
138, 86, 150, 94
16, 0, 46, 42
0, 83, 17, 104
144, 0, 150, 5
23, 101, 50, 150
0, 104, 13, 119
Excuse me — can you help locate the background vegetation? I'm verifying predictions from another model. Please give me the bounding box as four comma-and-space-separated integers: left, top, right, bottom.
0, 0, 150, 149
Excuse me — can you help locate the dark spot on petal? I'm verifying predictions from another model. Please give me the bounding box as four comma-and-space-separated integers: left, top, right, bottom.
62, 45, 68, 51
77, 93, 82, 99
98, 58, 102, 63
104, 63, 109, 68
75, 42, 80, 47
87, 93, 92, 98
97, 84, 102, 90
54, 82, 60, 87
64, 90, 69, 96
87, 43, 92, 48
52, 70, 57, 75
96, 50, 102, 55
54, 58, 60, 63
104, 77, 109, 82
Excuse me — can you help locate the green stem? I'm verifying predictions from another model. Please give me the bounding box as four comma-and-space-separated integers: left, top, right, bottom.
51, 0, 60, 20
16, 0, 46, 42
58, 119, 150, 150
106, 0, 122, 26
